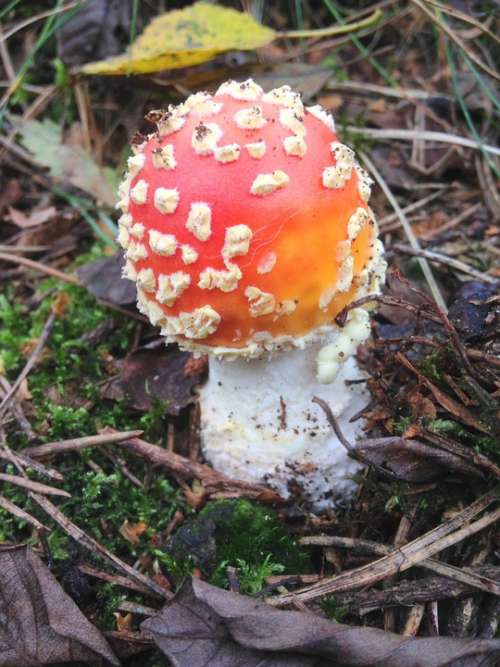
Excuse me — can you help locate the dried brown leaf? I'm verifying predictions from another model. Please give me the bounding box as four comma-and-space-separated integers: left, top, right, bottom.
103, 347, 206, 414
353, 436, 483, 481
6, 206, 56, 229
396, 353, 490, 433
255, 63, 332, 102
142, 577, 500, 667
77, 252, 137, 305
0, 545, 118, 666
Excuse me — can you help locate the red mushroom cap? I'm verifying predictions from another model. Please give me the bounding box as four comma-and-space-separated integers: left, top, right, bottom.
117, 79, 384, 356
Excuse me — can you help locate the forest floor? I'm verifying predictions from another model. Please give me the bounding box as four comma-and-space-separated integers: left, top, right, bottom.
0, 2, 499, 666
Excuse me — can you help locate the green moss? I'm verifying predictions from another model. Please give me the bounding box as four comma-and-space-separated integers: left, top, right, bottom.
393, 415, 412, 436
429, 418, 499, 464
0, 262, 188, 623
202, 500, 306, 589
320, 596, 349, 622
158, 499, 308, 595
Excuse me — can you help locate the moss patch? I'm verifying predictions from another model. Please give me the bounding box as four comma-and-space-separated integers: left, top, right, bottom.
159, 499, 308, 594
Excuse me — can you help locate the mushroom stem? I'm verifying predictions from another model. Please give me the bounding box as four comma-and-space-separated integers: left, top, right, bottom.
199, 338, 368, 509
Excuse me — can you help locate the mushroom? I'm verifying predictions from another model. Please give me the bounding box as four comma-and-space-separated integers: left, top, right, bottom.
117, 79, 386, 509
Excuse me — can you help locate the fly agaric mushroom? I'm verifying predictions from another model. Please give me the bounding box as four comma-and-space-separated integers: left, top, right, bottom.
117, 79, 386, 508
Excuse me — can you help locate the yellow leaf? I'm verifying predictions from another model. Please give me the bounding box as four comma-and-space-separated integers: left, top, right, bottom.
81, 2, 275, 76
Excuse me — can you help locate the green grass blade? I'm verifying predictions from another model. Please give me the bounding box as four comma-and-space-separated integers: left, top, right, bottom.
321, 0, 395, 86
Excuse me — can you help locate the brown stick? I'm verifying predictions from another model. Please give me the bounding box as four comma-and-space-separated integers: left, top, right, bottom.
0, 447, 63, 481
117, 433, 283, 504
0, 494, 47, 532
394, 243, 497, 284
0, 375, 36, 439
24, 430, 144, 459
332, 566, 500, 616
78, 563, 165, 598
0, 251, 79, 284
0, 472, 70, 497
299, 535, 500, 596
270, 488, 500, 606
31, 493, 168, 599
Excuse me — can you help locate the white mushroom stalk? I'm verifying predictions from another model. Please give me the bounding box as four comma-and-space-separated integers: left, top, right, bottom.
117, 78, 386, 509
202, 338, 367, 509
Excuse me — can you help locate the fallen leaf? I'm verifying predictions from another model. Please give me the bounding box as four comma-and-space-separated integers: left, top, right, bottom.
15, 377, 32, 402
368, 98, 388, 113
372, 145, 418, 189
353, 436, 482, 481
57, 0, 139, 66
120, 519, 148, 545
142, 577, 500, 667
14, 117, 118, 206
255, 64, 332, 102
103, 347, 206, 414
448, 281, 498, 340
81, 2, 275, 75
396, 353, 490, 434
6, 206, 56, 229
317, 92, 344, 111
114, 612, 133, 633
0, 545, 118, 666
77, 252, 137, 305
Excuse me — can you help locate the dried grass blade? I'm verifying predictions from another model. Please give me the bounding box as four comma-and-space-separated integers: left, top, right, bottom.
359, 150, 448, 312
270, 488, 499, 605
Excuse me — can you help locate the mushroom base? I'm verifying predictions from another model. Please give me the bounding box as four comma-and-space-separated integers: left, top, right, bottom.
199, 342, 368, 510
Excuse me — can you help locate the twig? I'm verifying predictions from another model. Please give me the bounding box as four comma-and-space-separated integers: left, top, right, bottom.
31, 493, 168, 598
0, 1, 81, 44
422, 430, 500, 479
0, 494, 47, 532
347, 127, 500, 156
333, 565, 500, 616
379, 188, 448, 230
0, 310, 56, 420
328, 80, 445, 100
476, 156, 500, 220
0, 472, 70, 497
394, 243, 497, 284
0, 25, 15, 81
0, 251, 79, 284
0, 376, 36, 439
337, 292, 442, 325
299, 535, 500, 596
403, 604, 425, 636
360, 151, 448, 312
24, 429, 144, 459
428, 600, 439, 636
422, 0, 499, 44
411, 0, 500, 82
78, 563, 165, 598
0, 447, 63, 481
467, 349, 500, 369
419, 202, 482, 240
0, 244, 50, 253
118, 601, 159, 617
269, 488, 499, 606
109, 430, 284, 505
